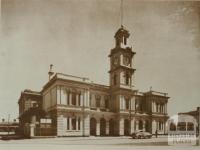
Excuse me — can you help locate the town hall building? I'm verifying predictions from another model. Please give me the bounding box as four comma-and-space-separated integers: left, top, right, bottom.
18, 26, 169, 137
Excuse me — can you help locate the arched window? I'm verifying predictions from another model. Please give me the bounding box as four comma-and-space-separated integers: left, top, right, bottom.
139, 120, 143, 130
170, 123, 176, 131
125, 72, 130, 85
124, 37, 127, 45
116, 38, 120, 47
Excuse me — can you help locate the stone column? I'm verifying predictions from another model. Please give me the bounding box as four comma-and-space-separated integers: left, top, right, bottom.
122, 96, 125, 110
135, 120, 139, 131
96, 119, 100, 136
152, 101, 154, 112
120, 54, 123, 65
131, 97, 135, 111
143, 120, 146, 131
84, 89, 89, 107
76, 117, 78, 130
120, 96, 122, 110
80, 117, 83, 131
69, 92, 72, 105
154, 102, 157, 112
152, 120, 156, 134
57, 115, 64, 136
87, 90, 90, 107
76, 94, 79, 106
30, 124, 35, 137
106, 120, 109, 135
164, 121, 166, 134
69, 117, 72, 130
80, 93, 83, 106
83, 114, 90, 136
164, 105, 166, 113
119, 118, 124, 135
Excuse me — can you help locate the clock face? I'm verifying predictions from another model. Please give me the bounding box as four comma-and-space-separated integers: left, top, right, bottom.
113, 56, 119, 66
124, 56, 131, 66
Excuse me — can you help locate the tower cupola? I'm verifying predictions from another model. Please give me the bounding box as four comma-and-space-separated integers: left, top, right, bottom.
114, 25, 130, 48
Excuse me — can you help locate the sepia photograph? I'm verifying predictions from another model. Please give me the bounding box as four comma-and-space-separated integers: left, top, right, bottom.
0, 0, 200, 149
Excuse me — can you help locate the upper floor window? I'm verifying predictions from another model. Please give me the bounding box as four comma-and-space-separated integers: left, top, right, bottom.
67, 92, 70, 105
95, 95, 101, 108
135, 99, 142, 111
124, 72, 130, 85
104, 96, 109, 109
78, 94, 81, 106
72, 93, 76, 105
125, 98, 130, 110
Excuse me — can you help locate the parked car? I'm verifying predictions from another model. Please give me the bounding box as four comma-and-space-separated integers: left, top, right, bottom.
131, 130, 152, 139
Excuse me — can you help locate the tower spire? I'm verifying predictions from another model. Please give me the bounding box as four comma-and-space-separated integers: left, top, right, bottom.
120, 0, 123, 27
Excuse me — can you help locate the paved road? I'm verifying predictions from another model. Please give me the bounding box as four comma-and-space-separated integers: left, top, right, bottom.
0, 136, 199, 150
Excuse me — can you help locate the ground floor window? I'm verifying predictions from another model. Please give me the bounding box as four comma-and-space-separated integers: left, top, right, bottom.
158, 121, 164, 130
67, 118, 70, 130
78, 117, 81, 130
66, 117, 81, 131
139, 120, 143, 130
72, 118, 76, 130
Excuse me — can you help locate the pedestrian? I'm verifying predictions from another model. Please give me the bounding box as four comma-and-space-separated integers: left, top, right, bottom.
155, 129, 158, 138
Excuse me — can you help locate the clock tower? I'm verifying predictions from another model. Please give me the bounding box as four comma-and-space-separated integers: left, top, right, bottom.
109, 25, 136, 90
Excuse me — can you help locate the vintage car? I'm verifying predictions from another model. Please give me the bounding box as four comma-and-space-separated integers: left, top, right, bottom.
131, 130, 152, 139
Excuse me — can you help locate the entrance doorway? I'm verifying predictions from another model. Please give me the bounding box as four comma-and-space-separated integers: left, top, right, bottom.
90, 118, 96, 136
124, 119, 130, 135
100, 118, 106, 136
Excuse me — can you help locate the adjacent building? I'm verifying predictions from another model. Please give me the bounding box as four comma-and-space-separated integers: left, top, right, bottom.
18, 26, 169, 137
179, 107, 200, 135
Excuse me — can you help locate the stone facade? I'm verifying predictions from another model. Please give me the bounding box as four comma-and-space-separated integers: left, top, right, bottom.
18, 26, 169, 137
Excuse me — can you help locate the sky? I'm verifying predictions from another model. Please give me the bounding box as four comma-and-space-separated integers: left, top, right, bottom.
0, 0, 200, 120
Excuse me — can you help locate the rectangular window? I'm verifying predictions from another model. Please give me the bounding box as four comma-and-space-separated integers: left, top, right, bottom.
78, 94, 81, 106
105, 100, 109, 109
125, 98, 129, 110
78, 117, 81, 130
156, 103, 158, 112
95, 95, 101, 108
72, 93, 76, 105
104, 96, 109, 109
67, 92, 70, 105
72, 118, 76, 130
